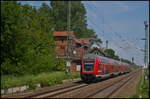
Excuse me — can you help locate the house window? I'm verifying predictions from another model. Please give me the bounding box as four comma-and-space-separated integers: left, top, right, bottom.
60, 46, 65, 49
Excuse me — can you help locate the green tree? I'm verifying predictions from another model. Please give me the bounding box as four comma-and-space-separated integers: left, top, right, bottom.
50, 1, 102, 42
120, 58, 133, 65
1, 1, 28, 74
50, 1, 68, 30
104, 48, 120, 60
1, 2, 61, 75
104, 49, 115, 58
113, 55, 120, 61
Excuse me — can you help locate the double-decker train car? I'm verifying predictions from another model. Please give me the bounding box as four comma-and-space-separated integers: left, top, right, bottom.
80, 54, 132, 82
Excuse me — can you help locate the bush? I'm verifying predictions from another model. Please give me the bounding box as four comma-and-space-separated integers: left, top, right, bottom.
54, 59, 66, 71
1, 72, 80, 89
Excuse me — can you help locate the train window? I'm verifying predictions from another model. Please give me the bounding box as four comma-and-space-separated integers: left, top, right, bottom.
98, 63, 102, 72
84, 61, 94, 72
101, 57, 108, 64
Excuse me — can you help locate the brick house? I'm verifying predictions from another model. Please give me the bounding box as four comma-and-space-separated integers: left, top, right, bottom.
71, 38, 92, 72
53, 31, 75, 58
52, 31, 92, 72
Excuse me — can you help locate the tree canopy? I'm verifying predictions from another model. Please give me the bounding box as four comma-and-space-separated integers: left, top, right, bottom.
1, 1, 66, 75
50, 1, 102, 43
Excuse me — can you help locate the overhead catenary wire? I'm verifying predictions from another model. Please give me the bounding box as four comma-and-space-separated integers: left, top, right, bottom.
85, 3, 130, 48
87, 16, 128, 51
90, 2, 144, 52
85, 4, 134, 51
85, 2, 144, 53
87, 14, 140, 62
84, 2, 144, 65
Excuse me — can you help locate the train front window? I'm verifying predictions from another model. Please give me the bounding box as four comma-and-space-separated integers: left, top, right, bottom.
84, 61, 94, 72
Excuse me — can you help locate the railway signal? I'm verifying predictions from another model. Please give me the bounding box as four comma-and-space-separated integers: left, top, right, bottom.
132, 57, 134, 64
106, 40, 108, 49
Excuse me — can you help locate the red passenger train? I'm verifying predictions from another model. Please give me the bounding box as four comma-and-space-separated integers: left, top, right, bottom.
80, 54, 132, 82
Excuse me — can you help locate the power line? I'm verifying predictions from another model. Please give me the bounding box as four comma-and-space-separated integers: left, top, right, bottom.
87, 14, 130, 52
86, 2, 144, 53
94, 3, 143, 52
85, 2, 144, 65
86, 3, 130, 48
86, 3, 133, 51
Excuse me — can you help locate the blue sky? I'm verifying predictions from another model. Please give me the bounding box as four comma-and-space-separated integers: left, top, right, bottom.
83, 1, 149, 66
18, 1, 149, 66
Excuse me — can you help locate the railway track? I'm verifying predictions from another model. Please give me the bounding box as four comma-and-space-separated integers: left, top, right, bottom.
2, 70, 140, 98
1, 81, 84, 98
49, 70, 140, 98
32, 84, 88, 98
85, 70, 140, 98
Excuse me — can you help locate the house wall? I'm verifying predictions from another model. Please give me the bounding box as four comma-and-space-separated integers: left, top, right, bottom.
53, 31, 91, 72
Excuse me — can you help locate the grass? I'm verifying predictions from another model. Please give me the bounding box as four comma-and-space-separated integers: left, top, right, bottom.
130, 69, 149, 98
1, 71, 80, 89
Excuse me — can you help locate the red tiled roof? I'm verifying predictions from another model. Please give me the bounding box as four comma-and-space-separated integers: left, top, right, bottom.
53, 31, 75, 37
75, 38, 90, 44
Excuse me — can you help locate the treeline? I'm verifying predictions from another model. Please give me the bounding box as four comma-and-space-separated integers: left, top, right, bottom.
104, 49, 136, 65
1, 1, 101, 75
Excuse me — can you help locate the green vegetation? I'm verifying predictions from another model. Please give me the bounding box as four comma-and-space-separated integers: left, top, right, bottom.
131, 69, 149, 98
104, 48, 120, 61
1, 1, 58, 75
104, 48, 139, 67
1, 72, 80, 89
50, 1, 101, 43
1, 1, 100, 76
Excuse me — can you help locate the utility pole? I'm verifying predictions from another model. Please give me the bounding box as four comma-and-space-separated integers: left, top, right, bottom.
106, 40, 108, 49
66, 1, 71, 72
144, 21, 149, 68
102, 17, 104, 34
132, 57, 134, 64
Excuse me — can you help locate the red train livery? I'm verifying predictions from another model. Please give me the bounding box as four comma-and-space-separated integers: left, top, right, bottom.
80, 54, 132, 82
